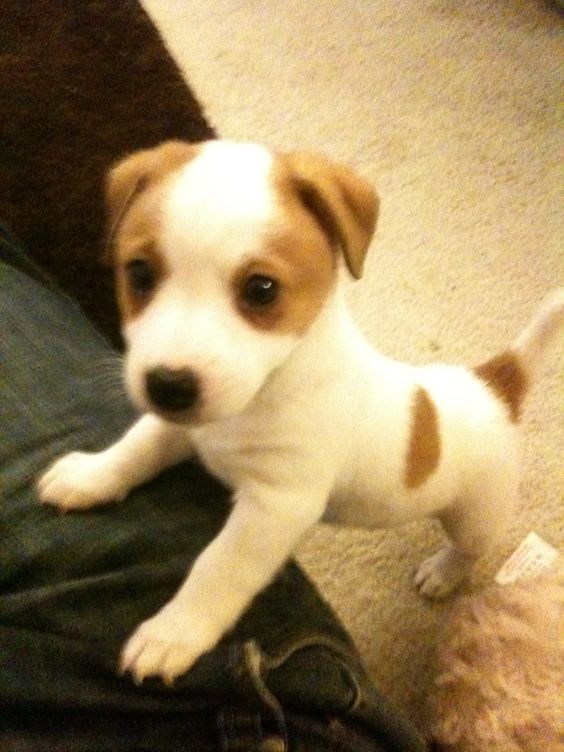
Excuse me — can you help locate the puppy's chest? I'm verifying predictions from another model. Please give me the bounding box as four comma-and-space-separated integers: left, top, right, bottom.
190, 416, 326, 492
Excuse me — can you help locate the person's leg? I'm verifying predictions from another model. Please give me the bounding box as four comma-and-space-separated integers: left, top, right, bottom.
0, 227, 426, 751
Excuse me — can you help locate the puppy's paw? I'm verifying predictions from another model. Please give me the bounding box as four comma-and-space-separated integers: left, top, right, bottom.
415, 546, 470, 600
37, 451, 128, 511
120, 601, 213, 685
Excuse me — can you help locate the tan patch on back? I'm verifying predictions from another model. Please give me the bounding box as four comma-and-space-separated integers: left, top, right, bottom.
474, 350, 528, 423
405, 387, 441, 489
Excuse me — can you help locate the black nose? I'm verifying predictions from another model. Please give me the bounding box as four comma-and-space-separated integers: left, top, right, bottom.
145, 367, 200, 412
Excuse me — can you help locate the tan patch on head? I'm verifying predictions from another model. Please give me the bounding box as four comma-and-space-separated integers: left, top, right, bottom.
405, 387, 441, 489
232, 197, 338, 335
106, 141, 202, 246
277, 151, 378, 279
115, 231, 168, 320
105, 140, 204, 320
474, 350, 528, 423
234, 151, 377, 336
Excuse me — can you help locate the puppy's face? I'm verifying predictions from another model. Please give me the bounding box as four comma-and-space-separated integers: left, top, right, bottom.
106, 140, 377, 425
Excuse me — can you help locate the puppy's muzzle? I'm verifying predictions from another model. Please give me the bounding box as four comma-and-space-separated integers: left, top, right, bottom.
145, 367, 200, 414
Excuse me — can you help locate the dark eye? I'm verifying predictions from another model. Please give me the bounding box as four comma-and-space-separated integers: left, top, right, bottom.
125, 259, 156, 296
242, 275, 279, 308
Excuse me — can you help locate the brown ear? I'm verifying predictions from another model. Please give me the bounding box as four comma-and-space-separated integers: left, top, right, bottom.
104, 140, 201, 263
282, 152, 378, 279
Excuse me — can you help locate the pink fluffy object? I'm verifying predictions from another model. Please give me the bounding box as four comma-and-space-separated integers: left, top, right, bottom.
428, 572, 563, 751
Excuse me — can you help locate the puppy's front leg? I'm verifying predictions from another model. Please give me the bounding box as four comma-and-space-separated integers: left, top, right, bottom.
120, 484, 325, 685
37, 414, 193, 511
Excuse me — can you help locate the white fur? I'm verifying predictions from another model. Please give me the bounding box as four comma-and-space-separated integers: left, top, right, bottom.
123, 143, 299, 423
37, 142, 563, 685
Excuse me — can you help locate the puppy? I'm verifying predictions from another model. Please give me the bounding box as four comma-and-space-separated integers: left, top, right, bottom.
37, 140, 564, 685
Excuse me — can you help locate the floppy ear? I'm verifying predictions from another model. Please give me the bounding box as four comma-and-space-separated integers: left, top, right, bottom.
283, 152, 378, 279
104, 140, 200, 263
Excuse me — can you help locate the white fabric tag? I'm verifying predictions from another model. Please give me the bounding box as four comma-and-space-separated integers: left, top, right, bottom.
494, 532, 559, 586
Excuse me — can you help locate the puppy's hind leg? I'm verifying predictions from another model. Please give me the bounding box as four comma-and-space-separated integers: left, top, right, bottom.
415, 472, 517, 599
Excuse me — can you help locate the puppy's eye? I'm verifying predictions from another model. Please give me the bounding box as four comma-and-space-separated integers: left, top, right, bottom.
242, 275, 279, 308
125, 259, 156, 296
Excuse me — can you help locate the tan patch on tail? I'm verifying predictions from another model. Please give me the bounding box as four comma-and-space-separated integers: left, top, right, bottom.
405, 387, 441, 489
474, 350, 528, 423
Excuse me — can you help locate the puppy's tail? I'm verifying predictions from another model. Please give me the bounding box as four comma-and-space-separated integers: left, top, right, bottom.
474, 288, 564, 422
513, 288, 564, 375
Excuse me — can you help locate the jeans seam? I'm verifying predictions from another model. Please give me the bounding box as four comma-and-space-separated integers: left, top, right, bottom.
257, 635, 364, 713
242, 641, 288, 748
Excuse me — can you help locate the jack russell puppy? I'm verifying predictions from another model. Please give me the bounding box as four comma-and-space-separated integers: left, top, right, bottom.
38, 140, 564, 685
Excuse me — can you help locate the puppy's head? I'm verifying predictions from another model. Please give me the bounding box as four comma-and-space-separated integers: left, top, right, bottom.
106, 139, 378, 424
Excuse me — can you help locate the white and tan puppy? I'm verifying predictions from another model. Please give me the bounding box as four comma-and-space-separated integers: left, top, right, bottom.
38, 140, 564, 685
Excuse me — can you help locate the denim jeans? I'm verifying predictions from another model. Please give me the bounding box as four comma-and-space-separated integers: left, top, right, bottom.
0, 225, 427, 751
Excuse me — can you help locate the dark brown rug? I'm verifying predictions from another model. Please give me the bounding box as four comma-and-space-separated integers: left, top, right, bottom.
0, 0, 215, 345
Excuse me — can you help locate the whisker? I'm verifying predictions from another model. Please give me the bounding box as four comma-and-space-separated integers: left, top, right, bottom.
91, 353, 127, 398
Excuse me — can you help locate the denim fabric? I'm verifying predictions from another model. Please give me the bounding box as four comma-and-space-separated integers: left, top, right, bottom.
0, 226, 427, 751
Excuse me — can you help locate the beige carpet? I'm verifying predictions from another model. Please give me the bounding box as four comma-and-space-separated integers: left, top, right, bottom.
142, 0, 563, 727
